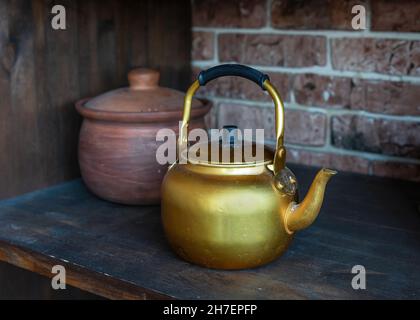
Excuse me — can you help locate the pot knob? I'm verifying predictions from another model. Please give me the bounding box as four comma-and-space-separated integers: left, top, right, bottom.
128, 68, 160, 90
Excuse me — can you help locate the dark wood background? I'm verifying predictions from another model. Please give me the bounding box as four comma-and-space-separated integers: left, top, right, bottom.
0, 0, 191, 299
0, 0, 192, 200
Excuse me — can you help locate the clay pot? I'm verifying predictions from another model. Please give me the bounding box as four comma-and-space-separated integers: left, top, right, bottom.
76, 68, 211, 205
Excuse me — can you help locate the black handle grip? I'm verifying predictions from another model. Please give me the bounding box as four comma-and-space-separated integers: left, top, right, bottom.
198, 64, 270, 90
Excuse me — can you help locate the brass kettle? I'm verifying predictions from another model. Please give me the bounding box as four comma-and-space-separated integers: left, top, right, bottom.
161, 64, 336, 270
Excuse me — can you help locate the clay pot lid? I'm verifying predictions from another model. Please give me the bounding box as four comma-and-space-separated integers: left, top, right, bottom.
76, 68, 208, 123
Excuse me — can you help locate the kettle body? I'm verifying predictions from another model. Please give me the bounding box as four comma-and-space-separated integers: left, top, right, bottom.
162, 162, 298, 269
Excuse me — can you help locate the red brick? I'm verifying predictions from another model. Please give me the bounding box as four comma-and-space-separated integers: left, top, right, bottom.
271, 0, 365, 30
192, 0, 266, 28
350, 79, 420, 116
284, 109, 326, 146
286, 148, 369, 174
192, 32, 214, 60
331, 115, 420, 158
293, 74, 420, 116
218, 104, 326, 146
371, 0, 420, 32
293, 74, 352, 108
219, 34, 326, 67
218, 103, 276, 140
331, 38, 420, 76
204, 102, 218, 129
192, 67, 292, 102
371, 161, 420, 182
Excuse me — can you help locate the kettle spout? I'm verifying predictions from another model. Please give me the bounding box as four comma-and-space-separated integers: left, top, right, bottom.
285, 168, 336, 233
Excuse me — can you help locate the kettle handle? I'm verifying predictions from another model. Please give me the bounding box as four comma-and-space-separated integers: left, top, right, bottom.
180, 64, 286, 174
198, 64, 269, 89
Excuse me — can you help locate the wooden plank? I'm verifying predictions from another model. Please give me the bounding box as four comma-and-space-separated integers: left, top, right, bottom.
146, 0, 192, 90
43, 0, 81, 183
32, 0, 54, 188
0, 241, 169, 300
112, 0, 130, 85
2, 0, 45, 197
125, 0, 148, 69
0, 165, 419, 299
0, 0, 14, 198
96, 0, 118, 91
0, 261, 102, 299
77, 0, 99, 97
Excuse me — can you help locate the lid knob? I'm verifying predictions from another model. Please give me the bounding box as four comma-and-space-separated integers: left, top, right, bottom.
222, 125, 239, 146
128, 68, 160, 90
223, 125, 238, 133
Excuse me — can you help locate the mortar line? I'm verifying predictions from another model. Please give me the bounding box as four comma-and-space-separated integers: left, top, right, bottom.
192, 61, 420, 83
325, 35, 332, 69
263, 141, 420, 165
266, 0, 272, 29
366, 0, 372, 31
192, 26, 420, 40
200, 96, 420, 122
324, 110, 333, 149
212, 30, 219, 65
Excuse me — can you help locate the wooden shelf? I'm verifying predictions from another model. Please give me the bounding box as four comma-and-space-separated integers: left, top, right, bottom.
0, 165, 419, 299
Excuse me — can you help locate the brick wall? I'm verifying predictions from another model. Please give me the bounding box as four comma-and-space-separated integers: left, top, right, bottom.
191, 0, 420, 182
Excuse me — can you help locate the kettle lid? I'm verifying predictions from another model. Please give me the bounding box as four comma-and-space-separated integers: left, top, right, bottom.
184, 126, 274, 166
